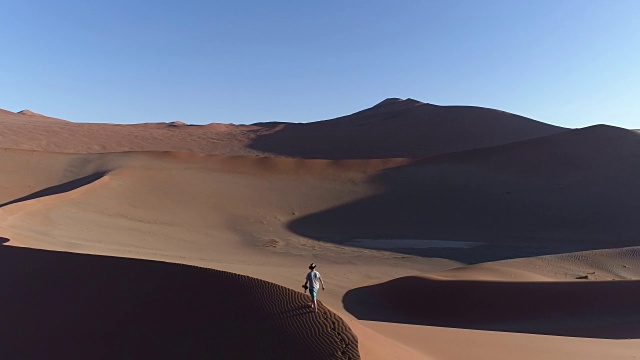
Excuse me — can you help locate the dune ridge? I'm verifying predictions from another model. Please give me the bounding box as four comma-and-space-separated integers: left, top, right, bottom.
0, 99, 565, 159
344, 275, 640, 339
0, 245, 359, 359
247, 98, 566, 159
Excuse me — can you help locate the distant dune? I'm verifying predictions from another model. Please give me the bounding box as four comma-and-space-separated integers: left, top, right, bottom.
249, 98, 566, 159
16, 108, 69, 121
0, 108, 261, 155
0, 99, 565, 158
17, 109, 44, 116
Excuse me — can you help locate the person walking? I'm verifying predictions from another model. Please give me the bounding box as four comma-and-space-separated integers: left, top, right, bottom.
303, 263, 325, 313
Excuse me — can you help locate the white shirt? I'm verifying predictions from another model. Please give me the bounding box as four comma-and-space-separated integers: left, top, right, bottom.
306, 270, 321, 290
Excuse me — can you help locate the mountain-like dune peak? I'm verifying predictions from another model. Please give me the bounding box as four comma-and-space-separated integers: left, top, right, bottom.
2, 108, 70, 122
17, 109, 44, 116
374, 97, 404, 106
368, 97, 426, 112
248, 98, 567, 159
167, 120, 187, 127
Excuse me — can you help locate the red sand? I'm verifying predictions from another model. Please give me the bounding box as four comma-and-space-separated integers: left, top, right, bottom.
1, 99, 639, 359
0, 99, 565, 159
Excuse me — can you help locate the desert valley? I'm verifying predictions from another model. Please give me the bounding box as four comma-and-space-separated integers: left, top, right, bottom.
1, 98, 639, 359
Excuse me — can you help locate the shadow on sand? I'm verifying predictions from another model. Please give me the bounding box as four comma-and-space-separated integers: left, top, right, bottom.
0, 172, 107, 208
0, 243, 359, 359
343, 276, 640, 339
284, 126, 640, 264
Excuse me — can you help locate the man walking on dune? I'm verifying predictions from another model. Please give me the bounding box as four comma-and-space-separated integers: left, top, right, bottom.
303, 263, 325, 313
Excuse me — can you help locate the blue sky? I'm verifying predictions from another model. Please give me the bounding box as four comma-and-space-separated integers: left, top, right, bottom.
1, 1, 638, 128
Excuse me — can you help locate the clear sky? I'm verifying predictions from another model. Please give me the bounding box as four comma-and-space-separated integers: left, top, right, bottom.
1, 1, 638, 128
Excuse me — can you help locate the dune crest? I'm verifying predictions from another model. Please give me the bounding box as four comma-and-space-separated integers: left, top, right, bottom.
0, 99, 565, 158
344, 275, 640, 339
17, 109, 43, 116
0, 245, 359, 359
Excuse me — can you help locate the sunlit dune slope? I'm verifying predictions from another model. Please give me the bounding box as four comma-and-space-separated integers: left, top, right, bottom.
0, 108, 69, 122
0, 245, 359, 359
0, 149, 413, 264
341, 246, 640, 358
0, 149, 441, 360
0, 98, 565, 159
341, 246, 640, 359
439, 244, 640, 282
0, 108, 261, 155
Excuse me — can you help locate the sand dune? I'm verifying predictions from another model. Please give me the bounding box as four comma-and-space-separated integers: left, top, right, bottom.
0, 99, 565, 158
0, 244, 358, 359
14, 108, 69, 121
344, 275, 640, 338
345, 246, 640, 358
248, 98, 565, 159
0, 108, 260, 155
423, 124, 640, 173
438, 246, 640, 282
1, 102, 639, 359
3, 148, 640, 358
0, 149, 449, 359
2, 147, 640, 358
289, 124, 640, 255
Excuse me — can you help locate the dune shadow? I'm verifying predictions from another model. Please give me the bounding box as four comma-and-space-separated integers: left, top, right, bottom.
284, 127, 640, 263
0, 246, 359, 359
0, 172, 107, 208
246, 101, 565, 160
344, 276, 640, 339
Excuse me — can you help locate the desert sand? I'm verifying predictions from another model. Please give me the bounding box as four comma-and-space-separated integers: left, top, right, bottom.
1, 99, 639, 359
0, 98, 564, 158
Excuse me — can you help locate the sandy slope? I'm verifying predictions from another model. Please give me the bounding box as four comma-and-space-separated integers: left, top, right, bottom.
350, 247, 640, 359
0, 149, 445, 359
0, 98, 565, 158
345, 275, 640, 338
289, 125, 640, 252
8, 125, 640, 257
2, 148, 640, 359
0, 245, 358, 360
0, 109, 262, 155
248, 98, 565, 159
